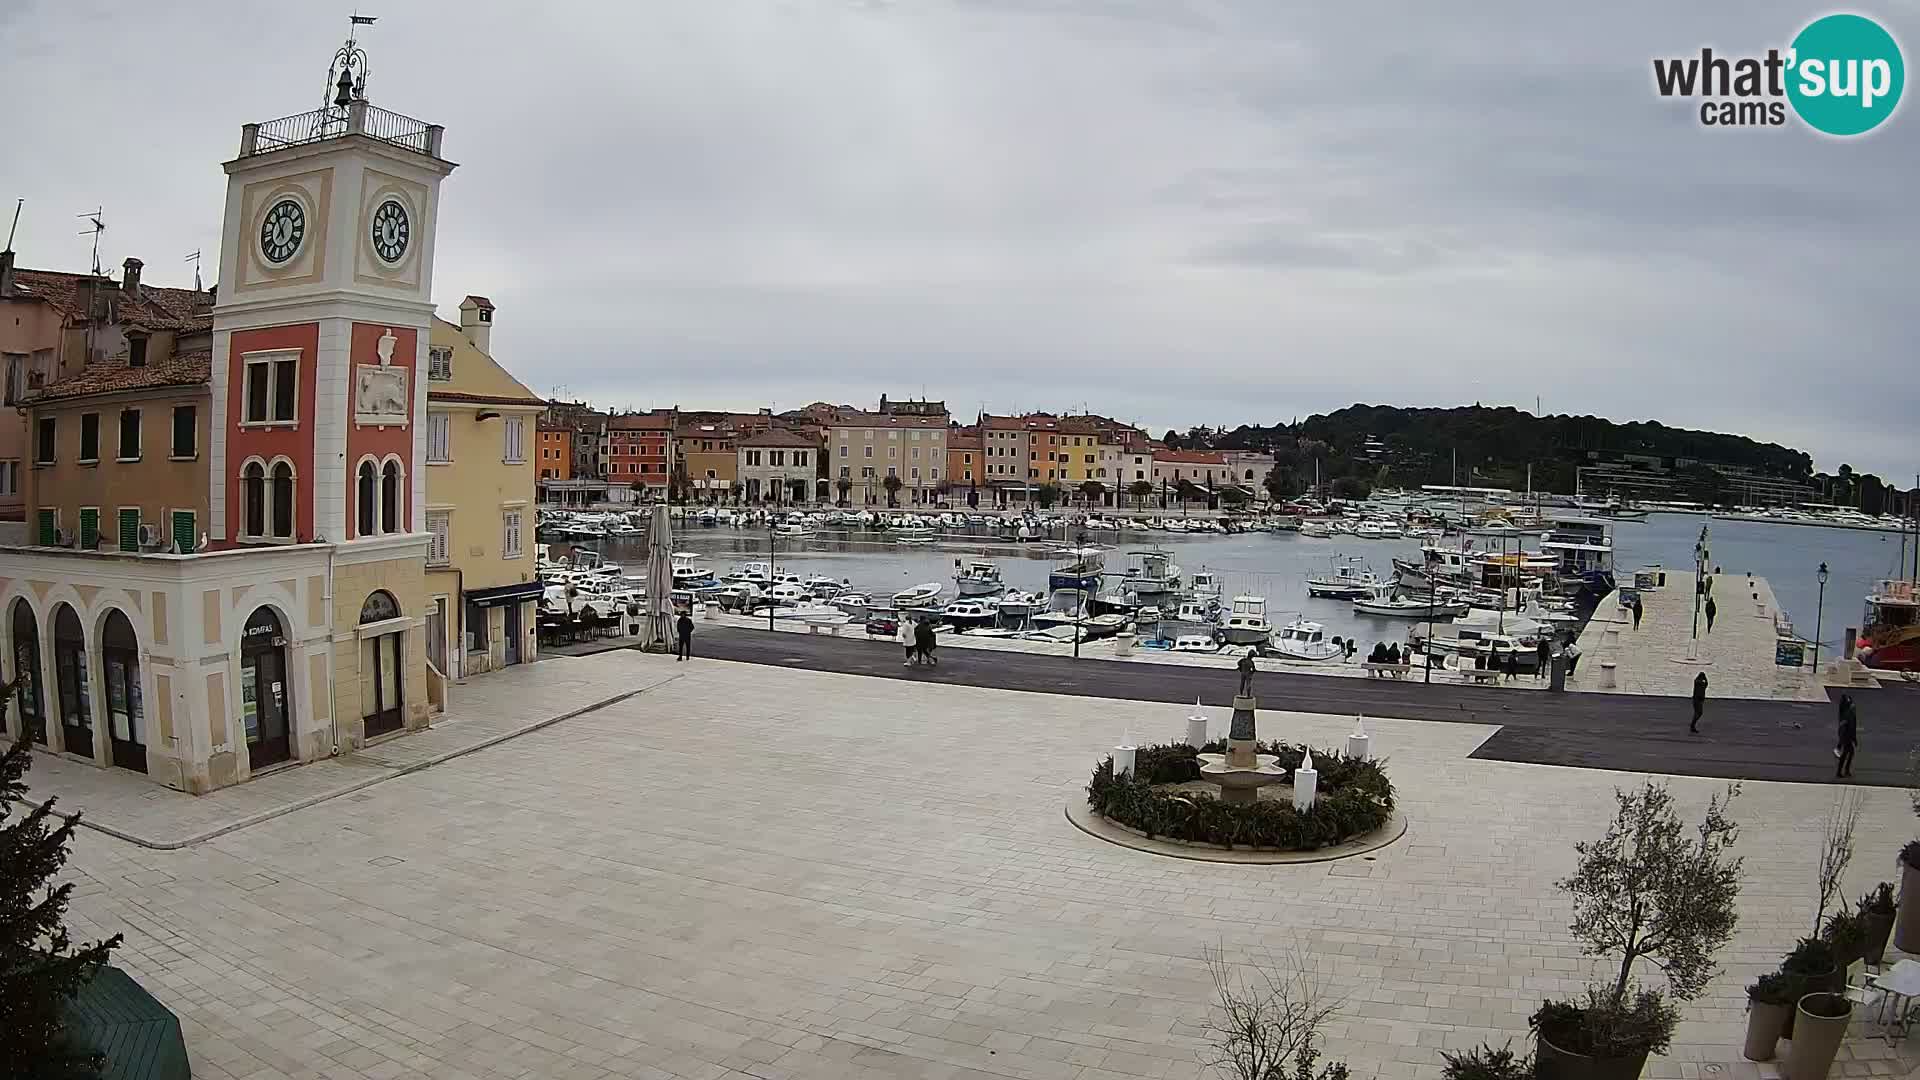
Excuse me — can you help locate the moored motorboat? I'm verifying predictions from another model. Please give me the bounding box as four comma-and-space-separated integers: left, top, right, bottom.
1351, 584, 1469, 619
892, 582, 945, 609
1271, 619, 1344, 661
1305, 557, 1380, 599
953, 559, 1005, 597
1220, 595, 1272, 646
942, 598, 1000, 630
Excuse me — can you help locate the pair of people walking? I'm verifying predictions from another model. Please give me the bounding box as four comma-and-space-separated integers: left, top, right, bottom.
898, 616, 938, 667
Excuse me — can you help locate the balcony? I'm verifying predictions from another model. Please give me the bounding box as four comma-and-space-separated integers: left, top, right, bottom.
240, 100, 444, 159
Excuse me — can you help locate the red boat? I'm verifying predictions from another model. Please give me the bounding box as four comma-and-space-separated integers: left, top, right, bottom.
1857, 579, 1920, 671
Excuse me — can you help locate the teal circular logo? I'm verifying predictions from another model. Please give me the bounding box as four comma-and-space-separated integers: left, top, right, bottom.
1787, 13, 1905, 135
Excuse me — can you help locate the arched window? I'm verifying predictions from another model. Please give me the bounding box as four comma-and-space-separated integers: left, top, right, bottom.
242, 460, 266, 538
360, 590, 401, 623
381, 460, 401, 533
270, 461, 294, 538
357, 461, 377, 538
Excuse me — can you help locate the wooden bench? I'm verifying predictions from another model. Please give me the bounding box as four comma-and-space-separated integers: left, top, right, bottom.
1456, 666, 1503, 684
1361, 662, 1412, 680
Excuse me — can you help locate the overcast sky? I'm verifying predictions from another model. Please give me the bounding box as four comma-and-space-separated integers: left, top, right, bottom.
3, 1, 1913, 478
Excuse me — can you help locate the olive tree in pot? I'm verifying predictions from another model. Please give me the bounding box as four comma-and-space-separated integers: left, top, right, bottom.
1896, 840, 1920, 954
1531, 782, 1742, 1080
1742, 973, 1797, 1062
1858, 883, 1896, 966
1776, 937, 1840, 1041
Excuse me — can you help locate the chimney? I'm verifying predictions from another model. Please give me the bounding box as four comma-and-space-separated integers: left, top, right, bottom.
459, 294, 495, 353
122, 257, 143, 299
0, 249, 14, 298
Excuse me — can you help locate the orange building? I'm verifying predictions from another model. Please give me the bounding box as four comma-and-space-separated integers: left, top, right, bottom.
946, 426, 982, 497
536, 423, 571, 481
606, 409, 676, 498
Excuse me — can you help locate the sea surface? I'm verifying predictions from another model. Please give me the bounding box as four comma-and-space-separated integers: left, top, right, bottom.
563, 513, 1913, 652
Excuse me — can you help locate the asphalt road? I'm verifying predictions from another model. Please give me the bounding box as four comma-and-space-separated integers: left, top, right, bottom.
673, 626, 1916, 787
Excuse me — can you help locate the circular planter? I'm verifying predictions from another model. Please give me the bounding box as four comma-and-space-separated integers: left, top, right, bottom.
1896, 862, 1920, 953
1862, 909, 1895, 967
1535, 1032, 1650, 1080
1783, 993, 1851, 1080
1743, 999, 1792, 1061
1777, 966, 1836, 1040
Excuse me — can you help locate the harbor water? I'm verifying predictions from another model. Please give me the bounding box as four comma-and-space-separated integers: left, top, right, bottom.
562, 512, 1907, 653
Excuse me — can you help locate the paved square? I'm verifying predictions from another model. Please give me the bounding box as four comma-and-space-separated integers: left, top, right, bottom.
55, 651, 1920, 1080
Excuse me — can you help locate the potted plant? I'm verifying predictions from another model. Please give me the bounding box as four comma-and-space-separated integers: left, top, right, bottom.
1784, 992, 1853, 1080
1820, 908, 1868, 968
1441, 1042, 1532, 1080
1859, 883, 1896, 966
1896, 840, 1920, 953
1777, 936, 1839, 1040
1532, 783, 1742, 1080
1742, 973, 1797, 1062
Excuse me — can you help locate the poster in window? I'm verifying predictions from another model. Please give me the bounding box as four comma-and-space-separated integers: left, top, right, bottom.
241, 658, 260, 740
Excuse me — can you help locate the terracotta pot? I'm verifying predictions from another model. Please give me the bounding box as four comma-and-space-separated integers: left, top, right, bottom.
1784, 993, 1851, 1080
1535, 1031, 1650, 1080
1743, 999, 1792, 1061
1862, 910, 1895, 967
1897, 863, 1920, 953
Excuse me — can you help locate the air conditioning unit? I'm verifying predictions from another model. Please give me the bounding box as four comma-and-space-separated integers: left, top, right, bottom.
138, 523, 163, 548
54, 528, 73, 547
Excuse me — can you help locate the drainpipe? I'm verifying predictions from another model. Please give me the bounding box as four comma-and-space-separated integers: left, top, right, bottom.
324, 544, 339, 756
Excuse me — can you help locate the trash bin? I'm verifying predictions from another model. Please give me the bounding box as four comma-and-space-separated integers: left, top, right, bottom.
1549, 652, 1567, 693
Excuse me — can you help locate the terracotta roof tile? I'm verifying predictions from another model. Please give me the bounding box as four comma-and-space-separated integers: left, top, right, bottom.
827, 411, 948, 429
738, 428, 820, 449
9, 268, 213, 332
428, 389, 545, 407
28, 349, 210, 403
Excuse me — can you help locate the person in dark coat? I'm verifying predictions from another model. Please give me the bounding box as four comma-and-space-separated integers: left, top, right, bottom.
675, 611, 694, 661
1385, 643, 1401, 666
1535, 638, 1551, 679
1704, 596, 1717, 633
914, 617, 938, 667
1690, 670, 1708, 733
1835, 694, 1858, 778
1368, 642, 1387, 664
1631, 596, 1644, 629
1504, 647, 1519, 681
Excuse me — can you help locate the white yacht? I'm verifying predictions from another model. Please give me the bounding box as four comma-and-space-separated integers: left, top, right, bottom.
1220, 595, 1273, 646
1271, 620, 1344, 662
953, 559, 1005, 597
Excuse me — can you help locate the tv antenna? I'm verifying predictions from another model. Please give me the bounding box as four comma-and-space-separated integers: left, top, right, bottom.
76, 208, 105, 276
184, 250, 203, 292
5, 199, 21, 250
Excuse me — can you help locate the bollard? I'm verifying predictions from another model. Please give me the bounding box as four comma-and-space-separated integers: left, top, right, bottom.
1293, 749, 1318, 810
1599, 661, 1617, 689
1112, 745, 1137, 779
1112, 636, 1131, 657
1346, 715, 1370, 760
1186, 710, 1209, 748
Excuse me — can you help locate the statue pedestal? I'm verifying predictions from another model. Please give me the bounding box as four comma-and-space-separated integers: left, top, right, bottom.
1200, 694, 1283, 804
1226, 695, 1258, 767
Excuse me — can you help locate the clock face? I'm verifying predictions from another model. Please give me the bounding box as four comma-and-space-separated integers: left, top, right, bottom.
370, 199, 411, 264
259, 199, 305, 265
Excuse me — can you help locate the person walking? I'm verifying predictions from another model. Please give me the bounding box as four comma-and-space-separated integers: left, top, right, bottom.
1565, 641, 1582, 678
1690, 670, 1708, 733
1631, 595, 1644, 630
1835, 693, 1858, 779
914, 617, 938, 668
897, 615, 918, 666
1704, 595, 1717, 633
1535, 638, 1551, 679
675, 610, 694, 662
1504, 647, 1519, 682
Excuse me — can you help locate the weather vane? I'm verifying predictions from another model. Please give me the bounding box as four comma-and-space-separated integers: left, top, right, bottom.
325, 12, 377, 111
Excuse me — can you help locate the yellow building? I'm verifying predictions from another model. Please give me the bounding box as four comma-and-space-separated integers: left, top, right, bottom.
424, 299, 544, 680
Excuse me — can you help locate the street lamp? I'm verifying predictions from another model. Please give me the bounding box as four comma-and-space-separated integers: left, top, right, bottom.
767, 517, 777, 634
1812, 561, 1829, 673
1690, 524, 1710, 641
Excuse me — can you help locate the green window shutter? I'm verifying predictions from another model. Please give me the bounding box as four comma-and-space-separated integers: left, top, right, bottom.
37, 509, 56, 546
118, 509, 140, 552
171, 511, 195, 554
78, 508, 98, 549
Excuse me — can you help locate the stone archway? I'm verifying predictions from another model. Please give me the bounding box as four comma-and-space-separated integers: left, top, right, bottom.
100, 609, 147, 773
51, 603, 93, 759
241, 607, 293, 767
359, 590, 405, 738
8, 598, 46, 745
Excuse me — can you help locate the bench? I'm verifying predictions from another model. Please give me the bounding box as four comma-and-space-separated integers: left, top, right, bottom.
1362, 662, 1412, 680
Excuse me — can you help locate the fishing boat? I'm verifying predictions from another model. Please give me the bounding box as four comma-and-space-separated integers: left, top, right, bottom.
829, 592, 874, 619
941, 599, 1001, 630
995, 590, 1044, 619
1028, 611, 1130, 641
894, 526, 938, 545
1220, 595, 1273, 646
1170, 598, 1218, 625
1189, 568, 1223, 604
671, 552, 716, 587
953, 559, 1005, 597
1354, 519, 1401, 539
1351, 584, 1469, 619
1305, 557, 1381, 599
892, 582, 945, 609
1271, 619, 1344, 662
1171, 634, 1219, 653
766, 582, 808, 606
804, 576, 848, 599
1120, 549, 1182, 602
1047, 546, 1107, 592
1858, 578, 1920, 671
773, 522, 814, 539
1538, 516, 1617, 606
1299, 520, 1334, 538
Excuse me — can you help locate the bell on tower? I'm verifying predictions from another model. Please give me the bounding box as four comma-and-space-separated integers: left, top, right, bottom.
325, 14, 376, 112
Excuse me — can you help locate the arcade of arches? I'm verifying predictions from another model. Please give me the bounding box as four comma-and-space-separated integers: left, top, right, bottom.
1, 543, 432, 793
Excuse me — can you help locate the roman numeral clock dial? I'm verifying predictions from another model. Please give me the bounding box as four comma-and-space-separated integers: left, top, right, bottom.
371, 199, 410, 264
259, 199, 305, 264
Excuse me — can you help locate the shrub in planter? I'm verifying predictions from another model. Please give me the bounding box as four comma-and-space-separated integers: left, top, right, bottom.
1440, 1042, 1531, 1080
1778, 936, 1840, 1040
1741, 973, 1796, 1062
1820, 909, 1868, 967
1086, 741, 1394, 851
1531, 990, 1677, 1080
1858, 882, 1896, 966
1897, 841, 1920, 953
1784, 993, 1853, 1080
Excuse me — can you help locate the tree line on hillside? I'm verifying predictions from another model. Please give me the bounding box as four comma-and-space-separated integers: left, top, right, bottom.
1159, 405, 1909, 512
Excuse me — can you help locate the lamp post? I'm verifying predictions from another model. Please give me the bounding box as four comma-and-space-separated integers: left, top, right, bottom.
1812, 561, 1829, 673
1690, 524, 1710, 641
767, 516, 777, 634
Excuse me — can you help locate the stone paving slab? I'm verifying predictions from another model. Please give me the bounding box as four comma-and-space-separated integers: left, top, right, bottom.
50, 650, 1920, 1080
25, 654, 682, 848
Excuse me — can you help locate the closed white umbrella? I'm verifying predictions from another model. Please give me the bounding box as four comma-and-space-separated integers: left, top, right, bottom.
644, 504, 674, 650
